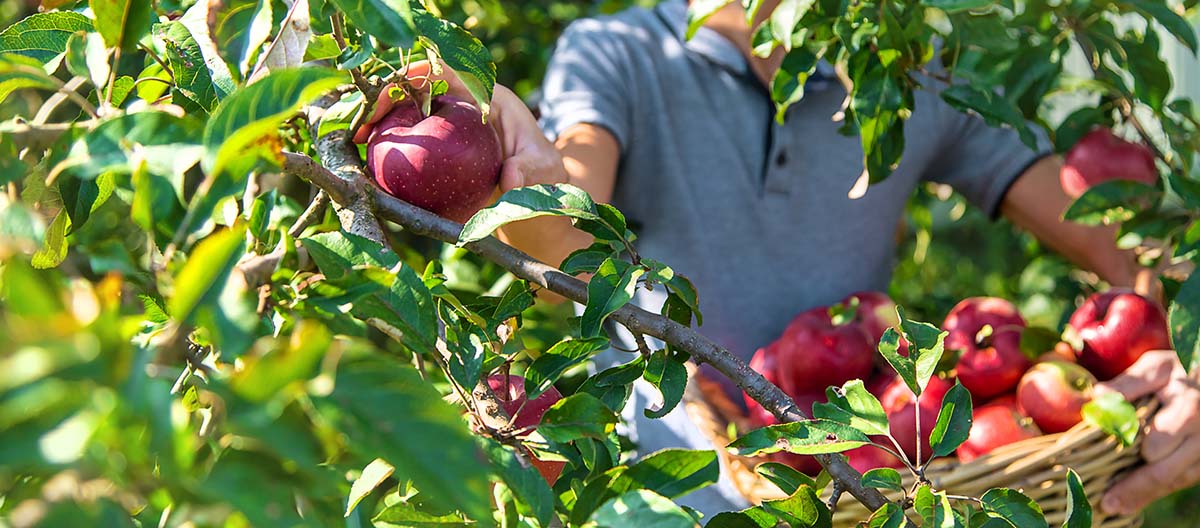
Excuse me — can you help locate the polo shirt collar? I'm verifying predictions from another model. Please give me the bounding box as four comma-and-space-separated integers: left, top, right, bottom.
656, 0, 751, 76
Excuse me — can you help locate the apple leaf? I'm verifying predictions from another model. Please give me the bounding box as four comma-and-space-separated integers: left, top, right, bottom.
89, 0, 153, 52
1062, 180, 1161, 226
459, 183, 602, 244
580, 258, 644, 338
706, 507, 779, 528
867, 503, 908, 528
685, 0, 735, 40
898, 307, 949, 391
1130, 0, 1198, 54
327, 0, 414, 48
614, 449, 720, 500
345, 458, 394, 517
1063, 468, 1092, 528
813, 379, 889, 436
523, 337, 609, 399
411, 2, 496, 112
481, 439, 554, 526
762, 485, 830, 528
940, 84, 1039, 150
860, 467, 903, 492
577, 356, 645, 412
372, 502, 469, 525
728, 419, 871, 456
643, 349, 688, 419
755, 462, 818, 496
1082, 391, 1139, 446
925, 0, 991, 11
0, 54, 59, 105
154, 21, 226, 113
539, 393, 619, 442
913, 485, 956, 528
561, 243, 615, 275
1169, 271, 1200, 374
0, 11, 94, 63
929, 381, 973, 458
168, 223, 251, 345
980, 488, 1047, 527
1054, 107, 1108, 153
590, 490, 697, 528
878, 327, 919, 395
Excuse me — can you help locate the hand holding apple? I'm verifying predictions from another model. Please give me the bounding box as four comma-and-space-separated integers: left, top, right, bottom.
1059, 128, 1158, 198
1068, 289, 1171, 380
1097, 351, 1200, 515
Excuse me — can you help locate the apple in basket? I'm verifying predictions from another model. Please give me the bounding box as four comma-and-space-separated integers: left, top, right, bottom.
943, 297, 1030, 400
880, 375, 953, 463
957, 396, 1041, 463
1016, 360, 1097, 434
1068, 289, 1172, 380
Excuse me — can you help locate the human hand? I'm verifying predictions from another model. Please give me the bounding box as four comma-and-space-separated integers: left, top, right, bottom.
352, 61, 568, 192
1094, 349, 1200, 515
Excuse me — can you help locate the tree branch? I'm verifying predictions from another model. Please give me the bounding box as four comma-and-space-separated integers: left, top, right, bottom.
281, 138, 890, 511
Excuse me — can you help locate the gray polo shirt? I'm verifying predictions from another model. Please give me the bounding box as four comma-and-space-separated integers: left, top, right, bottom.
538, 0, 1050, 515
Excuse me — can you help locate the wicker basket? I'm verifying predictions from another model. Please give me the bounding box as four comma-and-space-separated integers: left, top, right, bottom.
685, 374, 1152, 527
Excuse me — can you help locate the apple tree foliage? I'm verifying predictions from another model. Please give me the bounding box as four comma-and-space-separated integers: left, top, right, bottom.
0, 0, 1196, 527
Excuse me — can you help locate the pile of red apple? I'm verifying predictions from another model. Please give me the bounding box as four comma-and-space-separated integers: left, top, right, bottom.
744, 289, 1171, 474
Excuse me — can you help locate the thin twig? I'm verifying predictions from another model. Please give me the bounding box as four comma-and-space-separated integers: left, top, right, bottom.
289, 190, 331, 238
32, 76, 98, 123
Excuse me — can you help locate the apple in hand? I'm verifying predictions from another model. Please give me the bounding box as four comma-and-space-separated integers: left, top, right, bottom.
943, 297, 1030, 400
957, 396, 1041, 463
1016, 360, 1096, 434
487, 374, 566, 484
1068, 289, 1172, 380
367, 96, 503, 223
880, 375, 953, 463
1060, 128, 1158, 198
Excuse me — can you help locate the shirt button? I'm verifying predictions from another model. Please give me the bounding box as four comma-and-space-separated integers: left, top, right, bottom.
775, 150, 788, 167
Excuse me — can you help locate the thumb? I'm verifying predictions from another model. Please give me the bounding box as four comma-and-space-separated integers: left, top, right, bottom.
1094, 349, 1178, 401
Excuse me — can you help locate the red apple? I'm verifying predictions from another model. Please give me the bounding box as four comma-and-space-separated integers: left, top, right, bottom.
775, 306, 877, 395
957, 397, 1041, 463
367, 96, 503, 223
1016, 361, 1096, 434
1060, 128, 1158, 199
841, 291, 899, 344
1069, 289, 1172, 380
943, 297, 1030, 400
487, 374, 566, 484
880, 375, 953, 463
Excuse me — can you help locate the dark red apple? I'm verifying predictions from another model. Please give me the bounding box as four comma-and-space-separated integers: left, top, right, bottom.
943, 297, 1030, 400
1016, 360, 1096, 434
880, 375, 953, 463
841, 291, 899, 344
1068, 289, 1172, 380
367, 96, 503, 223
487, 374, 566, 484
957, 397, 1041, 463
774, 306, 877, 395
1060, 128, 1158, 198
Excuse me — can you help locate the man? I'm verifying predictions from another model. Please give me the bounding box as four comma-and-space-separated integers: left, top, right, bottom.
360, 0, 1200, 517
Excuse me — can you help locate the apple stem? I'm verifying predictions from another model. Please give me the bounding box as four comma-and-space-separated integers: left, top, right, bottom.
914, 399, 923, 469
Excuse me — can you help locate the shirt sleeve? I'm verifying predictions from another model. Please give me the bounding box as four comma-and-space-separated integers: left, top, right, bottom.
920, 85, 1054, 219
538, 20, 636, 151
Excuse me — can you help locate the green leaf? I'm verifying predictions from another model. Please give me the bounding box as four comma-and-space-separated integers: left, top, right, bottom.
929, 381, 973, 458
328, 0, 415, 48
412, 3, 496, 111
459, 184, 600, 244
686, 0, 735, 40
728, 419, 871, 456
578, 356, 645, 412
1063, 180, 1160, 226
980, 488, 1047, 527
1120, 30, 1171, 112
900, 307, 949, 392
90, 0, 153, 51
524, 337, 609, 398
878, 328, 918, 394
771, 47, 819, 123
302, 230, 400, 279
1170, 270, 1200, 374
1131, 0, 1198, 54
231, 320, 330, 402
867, 502, 908, 528
168, 223, 257, 355
706, 508, 779, 528
54, 111, 204, 181
941, 84, 1038, 150
762, 485, 830, 528
0, 12, 94, 63
203, 68, 345, 176
914, 485, 958, 528
861, 467, 903, 492
643, 349, 688, 419
1082, 391, 1138, 446
1054, 107, 1107, 153
814, 379, 889, 436
851, 56, 907, 183
208, 0, 274, 80
322, 356, 491, 524
581, 258, 644, 338
925, 0, 990, 11
755, 462, 817, 495
561, 244, 614, 275
615, 449, 721, 499
482, 439, 554, 526
539, 393, 619, 442
373, 501, 471, 526
590, 490, 697, 528
58, 171, 114, 231
154, 21, 227, 113
345, 458, 394, 516
0, 53, 58, 105
1063, 468, 1092, 528
30, 210, 70, 269
666, 274, 703, 325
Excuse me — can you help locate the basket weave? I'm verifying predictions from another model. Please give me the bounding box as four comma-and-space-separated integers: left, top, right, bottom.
685, 374, 1151, 527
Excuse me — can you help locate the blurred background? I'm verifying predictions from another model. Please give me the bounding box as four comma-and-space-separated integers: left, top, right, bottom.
2, 0, 1197, 524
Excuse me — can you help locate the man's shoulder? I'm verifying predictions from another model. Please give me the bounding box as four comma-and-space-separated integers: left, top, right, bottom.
559, 2, 678, 52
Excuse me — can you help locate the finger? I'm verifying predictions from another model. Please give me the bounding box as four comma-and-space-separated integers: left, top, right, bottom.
1094, 349, 1178, 401
1102, 433, 1200, 514
402, 60, 473, 100
352, 84, 402, 144
499, 156, 528, 192
1143, 383, 1200, 462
